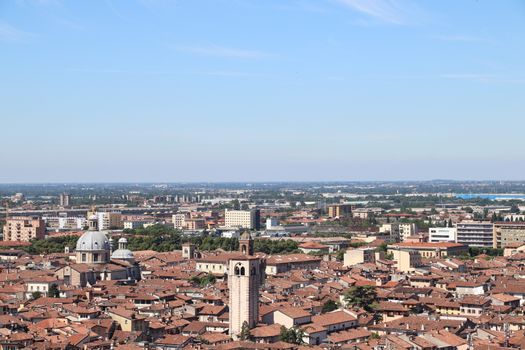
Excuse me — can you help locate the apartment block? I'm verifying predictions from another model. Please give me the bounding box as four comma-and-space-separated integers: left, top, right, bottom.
327, 204, 352, 218
43, 215, 86, 230
224, 209, 260, 230
3, 217, 46, 242
59, 193, 71, 207
455, 221, 494, 247
493, 222, 525, 248
380, 222, 417, 241
172, 213, 187, 229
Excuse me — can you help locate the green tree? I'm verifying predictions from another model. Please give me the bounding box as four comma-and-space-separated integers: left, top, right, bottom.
279, 326, 304, 344
322, 300, 338, 313
376, 242, 388, 252
23, 235, 79, 255
31, 291, 42, 300
190, 273, 217, 287
335, 250, 345, 261
48, 284, 60, 298
343, 286, 377, 312
239, 321, 251, 341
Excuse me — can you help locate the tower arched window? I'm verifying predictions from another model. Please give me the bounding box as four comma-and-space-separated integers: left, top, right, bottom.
242, 245, 246, 254
240, 266, 246, 276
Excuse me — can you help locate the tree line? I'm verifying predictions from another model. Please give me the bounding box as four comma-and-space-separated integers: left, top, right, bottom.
21, 224, 300, 255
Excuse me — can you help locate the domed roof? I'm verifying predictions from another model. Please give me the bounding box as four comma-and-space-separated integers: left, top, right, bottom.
118, 237, 127, 243
111, 248, 134, 260
76, 231, 110, 252
240, 230, 252, 240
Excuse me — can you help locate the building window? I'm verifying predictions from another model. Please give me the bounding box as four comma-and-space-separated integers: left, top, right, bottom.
82, 253, 87, 262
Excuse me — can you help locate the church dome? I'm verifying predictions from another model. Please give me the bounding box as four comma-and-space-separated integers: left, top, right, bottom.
111, 237, 134, 261
111, 248, 134, 260
76, 231, 110, 252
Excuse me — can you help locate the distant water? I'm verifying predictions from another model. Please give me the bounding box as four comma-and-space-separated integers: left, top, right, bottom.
456, 194, 525, 200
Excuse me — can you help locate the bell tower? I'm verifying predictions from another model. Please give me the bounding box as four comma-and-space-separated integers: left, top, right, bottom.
182, 242, 196, 259
88, 215, 98, 231
228, 256, 260, 338
239, 230, 253, 256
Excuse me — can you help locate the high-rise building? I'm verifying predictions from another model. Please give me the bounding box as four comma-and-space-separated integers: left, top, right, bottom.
327, 204, 352, 218
3, 216, 46, 242
455, 221, 494, 247
493, 222, 525, 248
225, 209, 260, 230
228, 233, 262, 339
59, 193, 71, 207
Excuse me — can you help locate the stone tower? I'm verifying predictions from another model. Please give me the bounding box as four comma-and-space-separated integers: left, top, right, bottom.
239, 230, 254, 256
228, 256, 261, 338
182, 242, 196, 259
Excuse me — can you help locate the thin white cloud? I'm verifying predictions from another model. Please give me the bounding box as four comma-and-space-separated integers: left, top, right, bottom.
336, 0, 407, 24
0, 21, 32, 42
176, 44, 272, 59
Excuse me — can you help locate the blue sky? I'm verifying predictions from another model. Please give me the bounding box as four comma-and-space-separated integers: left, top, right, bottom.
1, 0, 524, 182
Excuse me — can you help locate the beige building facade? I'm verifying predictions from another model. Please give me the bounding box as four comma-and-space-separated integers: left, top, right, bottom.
390, 249, 422, 272
493, 222, 525, 248
327, 204, 352, 218
3, 217, 46, 242
225, 209, 257, 229
343, 247, 375, 267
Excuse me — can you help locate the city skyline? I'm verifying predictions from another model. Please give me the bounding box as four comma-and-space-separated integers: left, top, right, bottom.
1, 0, 525, 182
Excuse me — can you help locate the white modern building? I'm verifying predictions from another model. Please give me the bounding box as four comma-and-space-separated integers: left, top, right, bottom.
429, 227, 457, 243
266, 217, 279, 230
43, 215, 86, 230
380, 223, 417, 241
123, 220, 150, 230
222, 230, 240, 239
